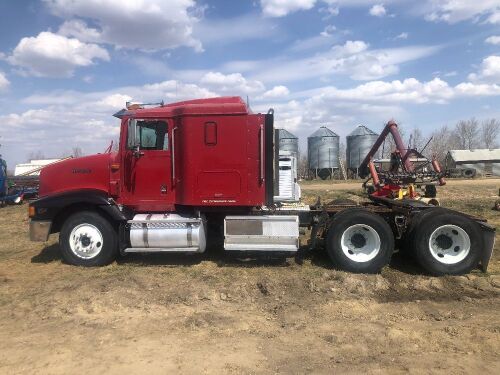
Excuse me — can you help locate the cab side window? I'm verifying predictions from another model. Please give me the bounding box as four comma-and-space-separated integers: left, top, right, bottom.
138, 121, 169, 151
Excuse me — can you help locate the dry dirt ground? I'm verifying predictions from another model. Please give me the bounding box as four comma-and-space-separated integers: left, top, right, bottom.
1, 179, 499, 374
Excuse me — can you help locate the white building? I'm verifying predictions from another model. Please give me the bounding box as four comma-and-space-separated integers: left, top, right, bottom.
445, 149, 500, 177
14, 159, 64, 176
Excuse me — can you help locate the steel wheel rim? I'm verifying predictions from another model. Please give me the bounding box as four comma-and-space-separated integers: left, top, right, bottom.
340, 224, 381, 262
428, 224, 470, 265
69, 223, 104, 259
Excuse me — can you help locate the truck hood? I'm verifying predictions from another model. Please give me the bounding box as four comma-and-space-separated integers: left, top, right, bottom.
39, 153, 116, 198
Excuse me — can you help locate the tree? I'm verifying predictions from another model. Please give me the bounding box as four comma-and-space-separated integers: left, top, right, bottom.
27, 151, 46, 162
480, 119, 500, 149
408, 128, 425, 152
112, 139, 120, 152
454, 118, 479, 150
72, 147, 84, 158
427, 125, 459, 166
297, 154, 309, 179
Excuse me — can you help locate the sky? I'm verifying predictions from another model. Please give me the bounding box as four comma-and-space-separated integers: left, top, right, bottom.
0, 0, 499, 166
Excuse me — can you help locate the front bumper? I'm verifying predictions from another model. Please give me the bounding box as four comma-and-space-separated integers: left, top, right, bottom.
29, 220, 52, 242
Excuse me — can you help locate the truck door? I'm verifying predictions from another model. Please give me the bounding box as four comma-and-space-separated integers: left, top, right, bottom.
122, 119, 174, 210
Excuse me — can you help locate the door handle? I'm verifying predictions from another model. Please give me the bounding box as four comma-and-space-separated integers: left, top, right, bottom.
133, 145, 144, 158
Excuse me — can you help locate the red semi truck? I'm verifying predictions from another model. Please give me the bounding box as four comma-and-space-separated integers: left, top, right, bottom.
28, 97, 495, 275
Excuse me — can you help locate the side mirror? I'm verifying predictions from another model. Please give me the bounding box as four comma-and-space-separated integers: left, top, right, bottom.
127, 119, 139, 149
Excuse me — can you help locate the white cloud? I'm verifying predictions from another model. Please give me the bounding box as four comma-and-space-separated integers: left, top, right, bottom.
295, 77, 500, 106
488, 11, 500, 24
141, 80, 216, 100
22, 80, 216, 108
468, 55, 500, 83
200, 72, 265, 95
455, 82, 500, 96
320, 3, 339, 18
260, 0, 316, 17
369, 4, 386, 17
424, 0, 500, 24
99, 94, 132, 109
261, 85, 290, 98
333, 40, 369, 55
298, 78, 455, 104
256, 75, 500, 137
58, 19, 101, 42
6, 70, 500, 165
0, 72, 10, 91
194, 14, 280, 45
243, 42, 439, 83
321, 25, 337, 37
7, 31, 109, 77
395, 32, 409, 40
44, 0, 202, 51
260, 0, 401, 17
2, 78, 218, 163
289, 25, 338, 53
485, 36, 500, 45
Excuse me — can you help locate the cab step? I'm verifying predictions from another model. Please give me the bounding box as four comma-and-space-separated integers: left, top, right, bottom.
224, 215, 299, 252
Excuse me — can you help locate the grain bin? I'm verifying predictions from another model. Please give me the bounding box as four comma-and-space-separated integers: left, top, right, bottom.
307, 126, 339, 179
346, 125, 379, 175
277, 129, 299, 156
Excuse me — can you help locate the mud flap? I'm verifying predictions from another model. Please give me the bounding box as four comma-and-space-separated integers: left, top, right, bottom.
478, 222, 496, 272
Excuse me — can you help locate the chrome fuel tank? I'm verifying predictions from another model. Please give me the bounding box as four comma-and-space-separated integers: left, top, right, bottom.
128, 213, 206, 252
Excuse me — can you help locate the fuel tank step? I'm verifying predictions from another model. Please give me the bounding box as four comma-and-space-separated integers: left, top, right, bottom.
123, 247, 200, 253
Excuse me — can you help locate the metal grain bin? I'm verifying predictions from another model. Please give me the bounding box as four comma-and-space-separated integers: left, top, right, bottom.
277, 129, 299, 156
308, 126, 339, 179
346, 125, 379, 171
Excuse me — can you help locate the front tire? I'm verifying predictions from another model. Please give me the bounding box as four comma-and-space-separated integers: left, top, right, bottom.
411, 213, 482, 275
59, 211, 118, 266
326, 209, 394, 273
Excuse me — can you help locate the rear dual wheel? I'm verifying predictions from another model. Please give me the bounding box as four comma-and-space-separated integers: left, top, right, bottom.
326, 209, 394, 273
409, 210, 482, 275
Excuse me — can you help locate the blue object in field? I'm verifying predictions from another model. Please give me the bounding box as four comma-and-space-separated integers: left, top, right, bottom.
0, 157, 7, 197
2, 186, 38, 204
0, 158, 38, 205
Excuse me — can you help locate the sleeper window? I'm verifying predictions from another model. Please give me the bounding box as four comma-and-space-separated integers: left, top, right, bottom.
205, 122, 217, 146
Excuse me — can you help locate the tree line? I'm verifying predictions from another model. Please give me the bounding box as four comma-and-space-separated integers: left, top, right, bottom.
407, 118, 499, 165
27, 147, 84, 162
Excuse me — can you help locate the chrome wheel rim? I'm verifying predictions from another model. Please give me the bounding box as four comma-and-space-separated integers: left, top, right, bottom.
428, 224, 470, 265
69, 224, 103, 259
340, 224, 381, 262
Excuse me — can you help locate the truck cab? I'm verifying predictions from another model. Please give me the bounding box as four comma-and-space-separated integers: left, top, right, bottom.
29, 97, 300, 265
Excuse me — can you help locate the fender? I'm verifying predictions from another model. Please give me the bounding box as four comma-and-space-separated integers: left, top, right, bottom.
29, 189, 127, 222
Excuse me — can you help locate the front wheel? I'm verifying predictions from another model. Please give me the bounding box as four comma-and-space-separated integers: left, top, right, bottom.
326, 209, 394, 273
59, 211, 118, 266
411, 212, 482, 275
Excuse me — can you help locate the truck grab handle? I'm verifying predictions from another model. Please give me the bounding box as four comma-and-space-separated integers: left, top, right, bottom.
172, 127, 177, 185
259, 125, 265, 185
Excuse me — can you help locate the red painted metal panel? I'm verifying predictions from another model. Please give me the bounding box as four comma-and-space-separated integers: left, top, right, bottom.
38, 153, 113, 197
37, 97, 266, 212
